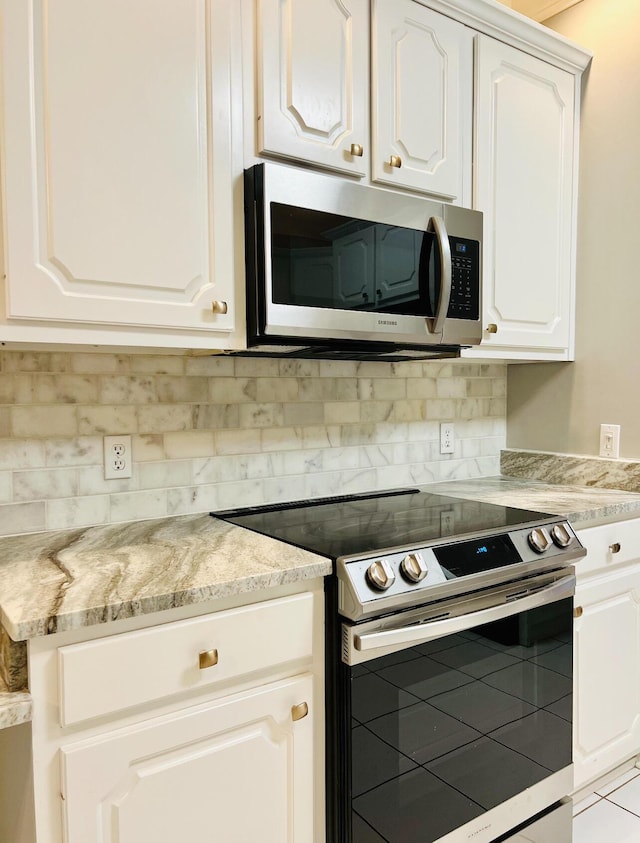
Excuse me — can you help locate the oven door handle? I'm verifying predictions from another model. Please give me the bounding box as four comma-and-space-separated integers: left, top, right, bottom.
353, 574, 575, 654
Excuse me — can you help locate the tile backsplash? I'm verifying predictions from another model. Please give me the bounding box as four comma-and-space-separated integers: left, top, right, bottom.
0, 352, 506, 536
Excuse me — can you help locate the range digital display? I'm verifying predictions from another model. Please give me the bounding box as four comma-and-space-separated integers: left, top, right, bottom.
433, 534, 521, 578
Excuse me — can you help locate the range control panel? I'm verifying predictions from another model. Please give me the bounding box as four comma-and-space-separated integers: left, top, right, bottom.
337, 520, 585, 622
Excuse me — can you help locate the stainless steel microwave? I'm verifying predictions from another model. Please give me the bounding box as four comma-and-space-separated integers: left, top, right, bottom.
243, 163, 482, 360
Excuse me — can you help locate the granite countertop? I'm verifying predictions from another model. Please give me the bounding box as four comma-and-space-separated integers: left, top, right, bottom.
2, 474, 640, 730
426, 476, 640, 523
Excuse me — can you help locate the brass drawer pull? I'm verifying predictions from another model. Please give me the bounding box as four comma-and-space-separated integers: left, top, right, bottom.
349, 143, 364, 157
211, 300, 228, 315
199, 649, 219, 670
291, 701, 309, 722
486, 323, 498, 334
574, 606, 583, 618
389, 154, 402, 169
609, 542, 621, 554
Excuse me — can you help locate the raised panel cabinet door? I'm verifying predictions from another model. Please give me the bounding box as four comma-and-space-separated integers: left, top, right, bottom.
371, 0, 473, 202
60, 674, 314, 843
257, 0, 369, 176
333, 226, 375, 309
1, 0, 241, 337
374, 226, 421, 307
573, 568, 640, 790
474, 35, 575, 355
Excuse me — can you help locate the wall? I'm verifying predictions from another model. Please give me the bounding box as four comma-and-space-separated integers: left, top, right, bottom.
507, 0, 640, 458
0, 351, 506, 537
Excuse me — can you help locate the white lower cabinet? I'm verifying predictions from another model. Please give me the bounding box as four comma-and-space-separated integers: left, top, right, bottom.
27, 585, 323, 843
61, 674, 314, 843
573, 520, 640, 790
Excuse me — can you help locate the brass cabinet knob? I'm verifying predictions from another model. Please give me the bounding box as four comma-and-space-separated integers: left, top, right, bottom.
389, 154, 402, 169
574, 606, 583, 618
486, 323, 498, 334
349, 143, 364, 157
291, 701, 309, 722
199, 649, 219, 670
211, 300, 228, 315
609, 542, 621, 554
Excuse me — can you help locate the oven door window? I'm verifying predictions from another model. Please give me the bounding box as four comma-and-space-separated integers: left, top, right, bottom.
270, 202, 436, 316
349, 598, 573, 843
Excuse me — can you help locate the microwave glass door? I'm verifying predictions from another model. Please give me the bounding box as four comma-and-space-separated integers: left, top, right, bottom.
270, 202, 442, 318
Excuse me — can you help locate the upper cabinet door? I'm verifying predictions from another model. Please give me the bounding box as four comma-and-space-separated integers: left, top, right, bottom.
473, 35, 576, 357
371, 0, 473, 203
257, 0, 369, 177
1, 0, 241, 338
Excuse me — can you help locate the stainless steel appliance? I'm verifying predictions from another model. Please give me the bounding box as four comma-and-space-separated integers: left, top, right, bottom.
216, 489, 584, 843
243, 163, 482, 360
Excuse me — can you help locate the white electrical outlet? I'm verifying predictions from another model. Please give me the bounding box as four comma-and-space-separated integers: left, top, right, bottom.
103, 435, 133, 479
599, 424, 620, 459
440, 422, 455, 454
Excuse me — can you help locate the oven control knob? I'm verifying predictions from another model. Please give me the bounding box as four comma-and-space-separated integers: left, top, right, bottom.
366, 559, 395, 591
400, 552, 428, 583
551, 523, 572, 548
528, 528, 551, 554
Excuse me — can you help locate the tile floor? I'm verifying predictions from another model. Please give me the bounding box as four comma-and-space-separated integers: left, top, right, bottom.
574, 767, 640, 841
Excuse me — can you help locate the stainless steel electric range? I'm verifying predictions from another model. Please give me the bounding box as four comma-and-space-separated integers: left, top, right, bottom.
216, 487, 586, 843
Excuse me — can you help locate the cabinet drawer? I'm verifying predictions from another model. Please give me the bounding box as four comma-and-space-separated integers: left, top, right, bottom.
576, 518, 640, 577
58, 593, 314, 727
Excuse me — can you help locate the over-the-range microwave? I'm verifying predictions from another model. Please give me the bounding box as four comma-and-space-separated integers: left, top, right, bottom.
242, 162, 483, 361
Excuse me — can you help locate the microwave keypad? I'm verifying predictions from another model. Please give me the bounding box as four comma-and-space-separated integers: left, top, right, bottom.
447, 237, 480, 320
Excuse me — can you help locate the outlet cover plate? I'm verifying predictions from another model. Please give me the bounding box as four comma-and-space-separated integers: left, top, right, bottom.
103, 435, 133, 480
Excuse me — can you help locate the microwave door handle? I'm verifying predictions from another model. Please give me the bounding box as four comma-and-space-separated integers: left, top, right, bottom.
427, 215, 452, 335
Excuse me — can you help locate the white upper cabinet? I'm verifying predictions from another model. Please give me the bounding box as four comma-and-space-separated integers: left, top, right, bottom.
371, 0, 473, 203
257, 0, 370, 177
468, 35, 577, 360
0, 0, 244, 347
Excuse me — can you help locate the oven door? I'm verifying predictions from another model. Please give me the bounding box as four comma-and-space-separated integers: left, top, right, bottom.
337, 571, 575, 843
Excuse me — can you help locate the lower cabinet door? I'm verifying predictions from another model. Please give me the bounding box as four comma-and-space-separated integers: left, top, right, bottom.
60, 674, 314, 843
574, 568, 640, 790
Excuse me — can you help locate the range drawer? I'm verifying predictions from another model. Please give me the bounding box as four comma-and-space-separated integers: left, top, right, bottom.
576, 517, 640, 577
58, 592, 314, 727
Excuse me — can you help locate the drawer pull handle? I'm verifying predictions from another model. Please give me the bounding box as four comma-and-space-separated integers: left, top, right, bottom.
389, 154, 402, 169
211, 300, 228, 315
610, 542, 621, 554
291, 702, 309, 722
349, 143, 364, 157
199, 649, 219, 670
574, 606, 583, 618
486, 323, 498, 334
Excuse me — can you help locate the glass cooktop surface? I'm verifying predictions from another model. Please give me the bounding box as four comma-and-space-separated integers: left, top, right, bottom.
214, 488, 554, 559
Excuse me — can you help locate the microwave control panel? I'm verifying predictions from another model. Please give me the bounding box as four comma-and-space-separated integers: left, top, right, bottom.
447, 236, 480, 321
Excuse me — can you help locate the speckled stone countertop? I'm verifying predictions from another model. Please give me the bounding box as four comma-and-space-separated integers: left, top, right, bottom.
2, 475, 640, 729
426, 476, 640, 524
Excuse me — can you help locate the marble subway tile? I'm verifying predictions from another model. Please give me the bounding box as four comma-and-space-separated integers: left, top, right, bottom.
138, 460, 192, 490
238, 403, 285, 429
193, 455, 244, 485
209, 377, 257, 403
255, 378, 299, 403
132, 434, 165, 462
155, 376, 209, 403
167, 484, 219, 515
263, 475, 308, 503
78, 465, 138, 496
12, 405, 77, 438
191, 404, 240, 430
234, 358, 280, 378
278, 360, 320, 378
137, 404, 193, 434
31, 374, 99, 404
391, 400, 426, 423
466, 379, 493, 397
70, 353, 130, 374
0, 502, 46, 535
216, 478, 268, 508
436, 377, 467, 398
184, 356, 235, 377
360, 401, 394, 423
78, 405, 138, 435
0, 473, 12, 503
14, 468, 78, 501
164, 431, 215, 460
407, 378, 437, 399
425, 399, 456, 420
261, 427, 303, 452
215, 428, 261, 456
46, 495, 110, 530
0, 439, 47, 470
109, 490, 167, 522
129, 356, 185, 375
283, 402, 324, 426
2, 352, 71, 373
0, 409, 10, 438
0, 376, 16, 403
301, 425, 341, 449
359, 444, 395, 467
324, 402, 360, 424
45, 436, 102, 467
99, 375, 158, 405
318, 360, 359, 378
